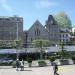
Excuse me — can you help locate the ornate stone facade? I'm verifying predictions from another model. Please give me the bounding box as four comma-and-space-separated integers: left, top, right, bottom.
24, 15, 70, 47
27, 20, 48, 46
45, 15, 59, 44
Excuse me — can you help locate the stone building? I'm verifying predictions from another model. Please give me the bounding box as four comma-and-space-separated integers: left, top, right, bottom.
23, 15, 71, 47
59, 29, 70, 43
27, 20, 48, 47
45, 15, 59, 44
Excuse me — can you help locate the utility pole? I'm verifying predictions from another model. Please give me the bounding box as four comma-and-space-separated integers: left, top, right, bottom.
16, 17, 19, 59
17, 20, 19, 41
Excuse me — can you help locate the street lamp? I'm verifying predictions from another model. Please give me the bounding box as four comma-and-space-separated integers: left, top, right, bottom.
16, 20, 19, 40
45, 50, 48, 60
16, 18, 19, 59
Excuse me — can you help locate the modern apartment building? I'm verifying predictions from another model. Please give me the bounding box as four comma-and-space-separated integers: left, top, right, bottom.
0, 16, 23, 42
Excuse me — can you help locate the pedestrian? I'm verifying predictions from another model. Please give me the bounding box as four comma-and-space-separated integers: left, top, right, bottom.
53, 63, 59, 75
22, 59, 24, 66
22, 59, 24, 70
16, 59, 20, 71
20, 59, 24, 71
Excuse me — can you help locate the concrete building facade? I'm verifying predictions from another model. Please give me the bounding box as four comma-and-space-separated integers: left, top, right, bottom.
0, 16, 23, 42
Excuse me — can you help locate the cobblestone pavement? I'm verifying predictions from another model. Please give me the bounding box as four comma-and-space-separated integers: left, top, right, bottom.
0, 65, 75, 75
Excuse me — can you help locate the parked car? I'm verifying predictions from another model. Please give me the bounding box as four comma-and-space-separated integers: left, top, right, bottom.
55, 59, 70, 65
0, 58, 13, 64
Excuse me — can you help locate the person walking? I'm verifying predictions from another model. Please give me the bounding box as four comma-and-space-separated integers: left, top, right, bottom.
22, 59, 24, 70
53, 63, 59, 75
16, 59, 20, 71
20, 59, 24, 71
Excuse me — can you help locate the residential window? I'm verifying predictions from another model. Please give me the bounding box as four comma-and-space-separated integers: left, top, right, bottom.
31, 38, 33, 42
0, 18, 2, 20
66, 34, 68, 37
60, 34, 61, 38
5, 18, 10, 21
39, 31, 40, 36
63, 34, 64, 37
35, 30, 36, 36
66, 39, 68, 42
60, 39, 61, 42
63, 39, 65, 42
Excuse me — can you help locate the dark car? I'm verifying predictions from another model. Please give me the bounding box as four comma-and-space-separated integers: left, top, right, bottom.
0, 58, 13, 64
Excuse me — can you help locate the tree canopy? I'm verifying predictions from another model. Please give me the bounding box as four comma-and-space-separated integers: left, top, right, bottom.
31, 39, 50, 59
54, 12, 72, 29
31, 39, 50, 48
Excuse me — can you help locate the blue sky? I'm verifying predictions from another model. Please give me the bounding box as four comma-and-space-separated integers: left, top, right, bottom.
0, 0, 75, 30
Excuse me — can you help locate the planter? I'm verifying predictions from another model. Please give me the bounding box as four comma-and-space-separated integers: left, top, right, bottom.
38, 60, 46, 67
60, 59, 69, 65
73, 60, 75, 64
27, 58, 32, 67
29, 63, 32, 67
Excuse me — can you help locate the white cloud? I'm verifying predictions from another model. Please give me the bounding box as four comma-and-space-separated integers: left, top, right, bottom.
0, 0, 13, 14
35, 0, 58, 8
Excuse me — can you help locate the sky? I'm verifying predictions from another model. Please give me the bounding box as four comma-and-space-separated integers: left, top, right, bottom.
0, 0, 75, 30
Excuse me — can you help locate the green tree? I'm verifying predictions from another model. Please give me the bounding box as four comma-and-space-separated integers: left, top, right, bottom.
54, 11, 72, 29
57, 42, 70, 59
0, 40, 3, 49
13, 38, 23, 59
31, 39, 50, 59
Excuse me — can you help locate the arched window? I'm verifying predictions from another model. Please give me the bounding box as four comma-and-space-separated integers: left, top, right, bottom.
35, 28, 40, 36
37, 28, 40, 36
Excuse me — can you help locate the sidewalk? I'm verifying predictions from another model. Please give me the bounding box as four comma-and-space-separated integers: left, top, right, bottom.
0, 65, 75, 75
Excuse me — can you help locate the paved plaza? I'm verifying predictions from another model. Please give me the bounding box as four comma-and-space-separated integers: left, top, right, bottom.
0, 65, 75, 75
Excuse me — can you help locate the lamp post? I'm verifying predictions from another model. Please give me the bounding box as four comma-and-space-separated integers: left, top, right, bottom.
16, 19, 19, 59
45, 50, 48, 60
55, 44, 58, 56
16, 20, 19, 41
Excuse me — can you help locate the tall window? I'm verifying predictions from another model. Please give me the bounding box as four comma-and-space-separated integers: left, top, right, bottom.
35, 28, 40, 36
35, 30, 36, 36
31, 38, 33, 42
37, 28, 39, 36
66, 34, 68, 37
39, 31, 40, 36
60, 34, 61, 38
63, 34, 64, 37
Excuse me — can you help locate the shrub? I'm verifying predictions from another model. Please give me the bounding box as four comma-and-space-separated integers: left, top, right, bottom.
72, 55, 75, 64
27, 58, 32, 67
38, 60, 47, 67
27, 58, 32, 63
0, 62, 13, 66
11, 61, 16, 68
55, 55, 61, 59
49, 56, 55, 62
0, 63, 9, 66
72, 55, 75, 60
